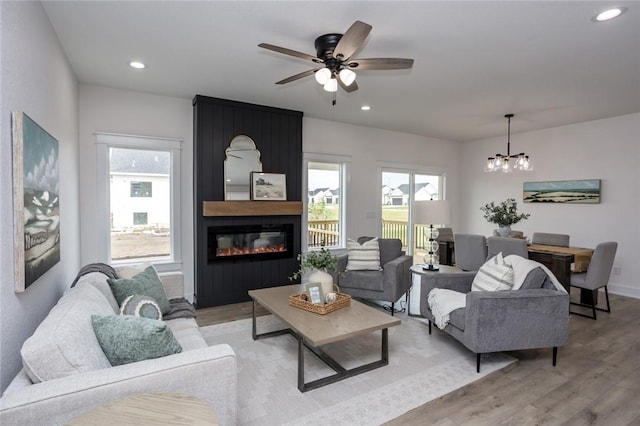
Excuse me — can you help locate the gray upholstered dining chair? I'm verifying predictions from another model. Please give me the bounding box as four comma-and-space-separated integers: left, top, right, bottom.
569, 241, 617, 320
453, 234, 487, 271
532, 232, 570, 247
487, 236, 528, 259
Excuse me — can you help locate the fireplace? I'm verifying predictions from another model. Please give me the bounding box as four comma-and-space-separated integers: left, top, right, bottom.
207, 223, 294, 263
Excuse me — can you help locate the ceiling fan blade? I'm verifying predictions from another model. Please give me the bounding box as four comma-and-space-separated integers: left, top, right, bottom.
338, 78, 359, 93
348, 58, 414, 70
334, 20, 372, 61
275, 69, 318, 85
258, 43, 322, 63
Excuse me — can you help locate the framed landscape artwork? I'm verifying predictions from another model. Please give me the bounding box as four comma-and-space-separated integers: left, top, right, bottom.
523, 179, 601, 204
12, 111, 61, 292
250, 172, 287, 201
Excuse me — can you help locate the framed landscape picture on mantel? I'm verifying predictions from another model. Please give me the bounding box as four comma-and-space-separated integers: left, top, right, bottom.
250, 172, 287, 201
523, 179, 601, 204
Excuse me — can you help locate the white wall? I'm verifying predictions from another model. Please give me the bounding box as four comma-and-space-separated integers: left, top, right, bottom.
78, 85, 193, 296
0, 1, 79, 392
459, 113, 640, 297
303, 117, 462, 240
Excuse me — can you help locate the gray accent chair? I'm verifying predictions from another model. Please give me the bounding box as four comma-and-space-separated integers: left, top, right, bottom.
569, 241, 617, 319
420, 267, 569, 372
487, 236, 528, 259
532, 232, 570, 247
453, 234, 487, 271
336, 237, 412, 315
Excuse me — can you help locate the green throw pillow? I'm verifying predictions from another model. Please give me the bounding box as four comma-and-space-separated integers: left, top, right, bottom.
108, 266, 170, 314
120, 294, 163, 320
91, 315, 182, 366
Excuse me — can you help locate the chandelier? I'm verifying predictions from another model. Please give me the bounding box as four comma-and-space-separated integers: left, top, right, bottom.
485, 114, 532, 172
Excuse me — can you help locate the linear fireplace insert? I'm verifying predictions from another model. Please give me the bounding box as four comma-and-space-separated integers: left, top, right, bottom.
207, 223, 294, 262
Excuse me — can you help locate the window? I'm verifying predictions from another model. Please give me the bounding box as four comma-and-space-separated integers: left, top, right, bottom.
133, 212, 148, 225
304, 155, 349, 250
130, 181, 152, 197
381, 169, 443, 259
97, 134, 182, 268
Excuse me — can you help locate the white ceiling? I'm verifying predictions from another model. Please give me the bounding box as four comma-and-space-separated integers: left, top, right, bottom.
42, 1, 640, 142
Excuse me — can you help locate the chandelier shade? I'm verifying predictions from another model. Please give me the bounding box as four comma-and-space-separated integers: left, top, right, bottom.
485, 114, 532, 173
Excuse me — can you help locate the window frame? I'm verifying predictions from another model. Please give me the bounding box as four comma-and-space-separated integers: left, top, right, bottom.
96, 133, 182, 271
302, 153, 350, 251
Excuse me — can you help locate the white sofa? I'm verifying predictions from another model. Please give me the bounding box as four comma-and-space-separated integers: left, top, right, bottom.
0, 269, 237, 425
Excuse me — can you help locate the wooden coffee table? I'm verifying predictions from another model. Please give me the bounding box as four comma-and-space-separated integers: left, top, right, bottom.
248, 285, 401, 392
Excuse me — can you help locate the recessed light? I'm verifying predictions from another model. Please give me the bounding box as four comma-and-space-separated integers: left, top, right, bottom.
129, 61, 146, 69
361, 105, 371, 111
592, 7, 627, 22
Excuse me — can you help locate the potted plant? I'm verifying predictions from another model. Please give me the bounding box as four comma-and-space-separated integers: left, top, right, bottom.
290, 246, 339, 296
480, 198, 530, 237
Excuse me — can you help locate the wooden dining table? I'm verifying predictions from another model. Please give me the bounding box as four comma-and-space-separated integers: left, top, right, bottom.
526, 244, 595, 303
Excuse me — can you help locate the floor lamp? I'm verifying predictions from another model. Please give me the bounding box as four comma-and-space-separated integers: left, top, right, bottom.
413, 200, 451, 271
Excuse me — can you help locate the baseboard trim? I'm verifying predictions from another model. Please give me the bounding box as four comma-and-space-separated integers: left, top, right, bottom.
608, 283, 640, 299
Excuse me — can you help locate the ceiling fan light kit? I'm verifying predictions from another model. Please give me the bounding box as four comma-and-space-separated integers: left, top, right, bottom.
259, 20, 414, 101
485, 114, 532, 173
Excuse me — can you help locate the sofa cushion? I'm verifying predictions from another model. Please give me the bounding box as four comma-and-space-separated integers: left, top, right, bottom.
519, 267, 549, 290
471, 252, 514, 292
166, 317, 208, 351
91, 315, 182, 366
74, 271, 120, 313
120, 294, 163, 320
108, 266, 170, 314
339, 270, 385, 292
20, 285, 113, 383
346, 238, 381, 271
448, 308, 466, 331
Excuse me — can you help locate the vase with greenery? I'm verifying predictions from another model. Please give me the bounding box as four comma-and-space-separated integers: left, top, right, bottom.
480, 198, 530, 236
290, 246, 339, 296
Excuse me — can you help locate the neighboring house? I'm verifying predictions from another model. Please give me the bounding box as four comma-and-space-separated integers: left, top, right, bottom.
308, 187, 339, 204
383, 183, 438, 205
109, 150, 170, 231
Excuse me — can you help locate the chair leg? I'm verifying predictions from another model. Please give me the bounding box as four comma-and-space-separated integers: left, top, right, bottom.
552, 347, 558, 367
476, 353, 481, 373
603, 286, 611, 313
428, 320, 432, 335
591, 290, 597, 320
569, 285, 599, 320
390, 302, 395, 316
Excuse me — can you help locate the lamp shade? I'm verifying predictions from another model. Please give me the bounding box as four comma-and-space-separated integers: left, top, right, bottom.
413, 200, 451, 226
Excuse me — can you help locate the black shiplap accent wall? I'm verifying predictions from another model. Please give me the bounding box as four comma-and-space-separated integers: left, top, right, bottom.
193, 95, 303, 307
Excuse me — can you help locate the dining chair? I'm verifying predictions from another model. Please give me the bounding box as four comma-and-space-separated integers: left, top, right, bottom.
453, 234, 487, 271
569, 241, 617, 320
532, 232, 570, 247
487, 236, 528, 259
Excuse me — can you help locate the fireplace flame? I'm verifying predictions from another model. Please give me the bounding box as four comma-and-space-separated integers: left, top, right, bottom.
216, 245, 286, 257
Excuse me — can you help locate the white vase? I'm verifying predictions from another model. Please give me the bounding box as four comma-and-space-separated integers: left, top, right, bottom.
498, 225, 511, 237
308, 269, 334, 298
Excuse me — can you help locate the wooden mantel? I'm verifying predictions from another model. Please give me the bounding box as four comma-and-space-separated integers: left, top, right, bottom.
203, 201, 303, 217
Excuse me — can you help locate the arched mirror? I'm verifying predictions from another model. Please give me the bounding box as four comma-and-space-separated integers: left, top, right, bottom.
224, 135, 262, 200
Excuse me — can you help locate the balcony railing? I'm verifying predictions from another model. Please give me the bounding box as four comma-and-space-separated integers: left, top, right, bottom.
307, 219, 431, 249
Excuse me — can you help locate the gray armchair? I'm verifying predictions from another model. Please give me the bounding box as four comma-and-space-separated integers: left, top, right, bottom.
419, 267, 569, 372
336, 237, 412, 315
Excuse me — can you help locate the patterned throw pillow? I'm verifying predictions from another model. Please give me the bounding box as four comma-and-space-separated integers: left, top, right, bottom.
120, 294, 163, 320
108, 266, 171, 314
91, 315, 182, 366
471, 252, 514, 291
346, 238, 382, 271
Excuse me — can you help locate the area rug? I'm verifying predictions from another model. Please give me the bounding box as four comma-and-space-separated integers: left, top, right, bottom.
200, 312, 515, 425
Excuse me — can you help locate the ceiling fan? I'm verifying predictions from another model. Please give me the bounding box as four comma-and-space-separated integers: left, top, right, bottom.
258, 20, 414, 94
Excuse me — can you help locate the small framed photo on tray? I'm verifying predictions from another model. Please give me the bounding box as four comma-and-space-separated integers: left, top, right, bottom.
305, 282, 324, 305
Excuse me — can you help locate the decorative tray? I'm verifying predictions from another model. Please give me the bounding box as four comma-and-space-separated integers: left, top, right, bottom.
289, 292, 351, 315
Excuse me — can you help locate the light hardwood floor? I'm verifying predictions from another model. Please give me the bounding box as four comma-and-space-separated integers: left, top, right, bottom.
197, 291, 640, 425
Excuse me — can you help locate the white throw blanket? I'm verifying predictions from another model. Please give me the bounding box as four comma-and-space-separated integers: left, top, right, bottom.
428, 256, 567, 330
